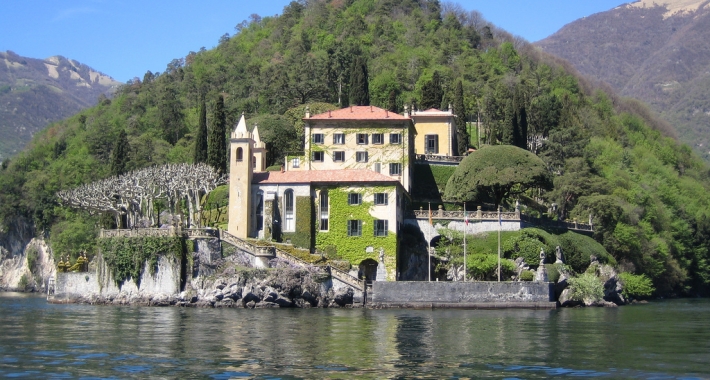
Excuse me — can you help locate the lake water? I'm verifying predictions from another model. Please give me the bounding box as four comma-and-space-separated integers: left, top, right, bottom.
1, 293, 709, 379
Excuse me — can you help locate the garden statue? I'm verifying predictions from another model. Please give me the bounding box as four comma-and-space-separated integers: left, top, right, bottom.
539, 248, 546, 266
555, 246, 565, 264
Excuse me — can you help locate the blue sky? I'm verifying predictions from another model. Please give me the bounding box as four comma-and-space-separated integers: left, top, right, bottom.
0, 1, 629, 83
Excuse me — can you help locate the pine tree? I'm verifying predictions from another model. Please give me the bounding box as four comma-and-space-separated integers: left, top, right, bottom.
110, 129, 130, 176
349, 57, 370, 106
208, 95, 227, 175
420, 71, 443, 110
453, 80, 469, 155
194, 94, 208, 164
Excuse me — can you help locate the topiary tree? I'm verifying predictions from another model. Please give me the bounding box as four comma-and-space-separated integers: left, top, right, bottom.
444, 144, 552, 208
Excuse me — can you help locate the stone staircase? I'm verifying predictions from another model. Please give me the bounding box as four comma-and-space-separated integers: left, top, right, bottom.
219, 230, 365, 291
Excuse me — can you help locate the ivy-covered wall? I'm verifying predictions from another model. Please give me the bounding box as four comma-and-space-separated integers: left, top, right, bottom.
98, 236, 185, 286
315, 187, 398, 280
283, 196, 313, 250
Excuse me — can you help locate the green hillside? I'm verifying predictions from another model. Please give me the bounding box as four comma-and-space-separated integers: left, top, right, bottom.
1, 0, 710, 295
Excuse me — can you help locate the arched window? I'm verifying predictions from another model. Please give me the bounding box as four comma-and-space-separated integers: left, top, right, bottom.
319, 190, 329, 231
284, 189, 294, 232
236, 147, 243, 162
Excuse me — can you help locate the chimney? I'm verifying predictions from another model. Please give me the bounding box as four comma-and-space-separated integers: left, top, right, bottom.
328, 110, 332, 118
404, 104, 409, 118
385, 110, 389, 118
370, 105, 373, 112
305, 106, 310, 118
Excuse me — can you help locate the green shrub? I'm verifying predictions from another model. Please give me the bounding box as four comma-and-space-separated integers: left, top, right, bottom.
466, 254, 516, 281
519, 270, 534, 281
503, 228, 559, 265
545, 263, 563, 283
18, 274, 29, 289
619, 272, 655, 298
568, 272, 604, 303
558, 231, 616, 273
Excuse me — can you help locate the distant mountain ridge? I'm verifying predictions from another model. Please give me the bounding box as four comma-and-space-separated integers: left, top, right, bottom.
0, 51, 121, 160
536, 0, 710, 159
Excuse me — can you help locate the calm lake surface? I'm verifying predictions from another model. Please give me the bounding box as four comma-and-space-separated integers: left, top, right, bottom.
1, 293, 709, 379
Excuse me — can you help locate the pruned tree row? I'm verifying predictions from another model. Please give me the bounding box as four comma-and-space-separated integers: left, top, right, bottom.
57, 163, 226, 229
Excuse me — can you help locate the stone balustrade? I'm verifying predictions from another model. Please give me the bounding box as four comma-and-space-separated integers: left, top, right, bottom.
415, 154, 464, 164
411, 205, 593, 232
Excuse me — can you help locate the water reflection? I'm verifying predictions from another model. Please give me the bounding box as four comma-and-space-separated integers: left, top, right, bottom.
1, 293, 709, 379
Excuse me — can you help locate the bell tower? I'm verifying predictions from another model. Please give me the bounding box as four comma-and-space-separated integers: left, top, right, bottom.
228, 113, 253, 238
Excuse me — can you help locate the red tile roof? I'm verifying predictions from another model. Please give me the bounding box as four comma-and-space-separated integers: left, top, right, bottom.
307, 105, 409, 121
253, 169, 401, 185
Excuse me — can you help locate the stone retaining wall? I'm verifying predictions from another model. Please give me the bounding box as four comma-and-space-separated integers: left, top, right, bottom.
371, 281, 556, 309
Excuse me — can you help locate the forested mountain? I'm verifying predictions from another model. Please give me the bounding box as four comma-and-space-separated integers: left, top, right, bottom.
0, 51, 121, 161
536, 0, 710, 161
1, 0, 710, 296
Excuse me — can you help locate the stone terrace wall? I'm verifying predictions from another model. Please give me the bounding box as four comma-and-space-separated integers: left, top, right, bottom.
371, 281, 556, 309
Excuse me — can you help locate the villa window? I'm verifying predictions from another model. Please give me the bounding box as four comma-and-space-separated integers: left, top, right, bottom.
333, 151, 345, 162
312, 133, 324, 144
347, 220, 362, 237
356, 151, 368, 163
389, 163, 402, 176
374, 193, 388, 205
356, 133, 368, 145
320, 190, 329, 231
292, 157, 300, 168
425, 134, 439, 154
374, 220, 388, 237
333, 133, 345, 145
284, 189, 294, 232
374, 162, 381, 173
348, 193, 362, 205
312, 151, 324, 162
390, 133, 401, 144
372, 133, 384, 145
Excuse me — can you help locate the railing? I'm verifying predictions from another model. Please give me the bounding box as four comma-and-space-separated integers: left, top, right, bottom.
184, 228, 220, 239
100, 228, 178, 238
411, 206, 593, 232
220, 230, 275, 257
415, 154, 465, 164
328, 265, 365, 289
100, 228, 220, 239
413, 208, 520, 221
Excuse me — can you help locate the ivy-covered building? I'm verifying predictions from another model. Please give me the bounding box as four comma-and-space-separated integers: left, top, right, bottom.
228, 105, 457, 282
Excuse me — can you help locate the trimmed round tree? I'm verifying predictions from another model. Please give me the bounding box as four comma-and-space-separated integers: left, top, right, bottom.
444, 145, 552, 207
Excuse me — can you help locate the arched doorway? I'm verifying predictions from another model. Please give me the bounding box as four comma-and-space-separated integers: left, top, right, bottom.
359, 258, 379, 284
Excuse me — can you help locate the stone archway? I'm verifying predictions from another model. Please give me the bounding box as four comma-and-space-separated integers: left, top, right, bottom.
358, 258, 379, 284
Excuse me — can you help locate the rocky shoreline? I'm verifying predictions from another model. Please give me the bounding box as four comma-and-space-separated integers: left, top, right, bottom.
50, 266, 359, 309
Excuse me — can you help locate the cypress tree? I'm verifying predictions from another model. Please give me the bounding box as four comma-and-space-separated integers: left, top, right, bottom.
420, 71, 443, 110
194, 94, 208, 164
110, 129, 130, 176
453, 80, 469, 155
349, 57, 370, 106
208, 95, 227, 175
512, 87, 528, 149
388, 90, 398, 113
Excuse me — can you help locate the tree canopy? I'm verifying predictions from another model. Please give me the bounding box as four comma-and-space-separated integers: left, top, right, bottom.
444, 144, 552, 207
